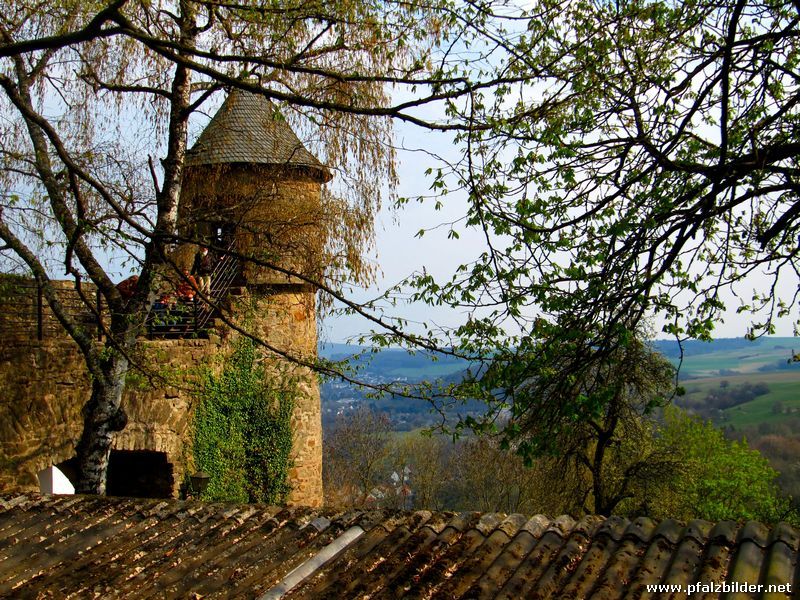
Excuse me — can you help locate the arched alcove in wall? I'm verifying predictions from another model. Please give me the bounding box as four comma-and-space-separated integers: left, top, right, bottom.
55, 450, 174, 498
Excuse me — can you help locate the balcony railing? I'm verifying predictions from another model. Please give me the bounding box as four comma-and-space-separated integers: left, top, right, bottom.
0, 250, 240, 342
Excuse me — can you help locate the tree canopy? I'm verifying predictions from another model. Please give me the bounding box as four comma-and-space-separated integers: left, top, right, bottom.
657, 407, 794, 523
531, 338, 679, 516
323, 0, 800, 518
440, 0, 800, 338
373, 0, 800, 452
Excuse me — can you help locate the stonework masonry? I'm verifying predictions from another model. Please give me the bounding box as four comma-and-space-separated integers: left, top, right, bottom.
0, 277, 323, 506
243, 290, 322, 506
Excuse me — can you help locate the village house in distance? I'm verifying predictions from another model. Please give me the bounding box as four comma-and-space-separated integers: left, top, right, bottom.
0, 89, 328, 506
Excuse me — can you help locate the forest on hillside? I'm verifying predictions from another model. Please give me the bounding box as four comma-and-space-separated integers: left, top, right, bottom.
321, 339, 800, 521
322, 405, 798, 525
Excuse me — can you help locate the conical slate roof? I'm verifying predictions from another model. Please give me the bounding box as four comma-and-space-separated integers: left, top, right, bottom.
185, 89, 331, 180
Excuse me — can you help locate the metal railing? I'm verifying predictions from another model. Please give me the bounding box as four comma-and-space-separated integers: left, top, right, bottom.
0, 249, 240, 341
0, 278, 102, 341
197, 247, 241, 329
146, 246, 240, 338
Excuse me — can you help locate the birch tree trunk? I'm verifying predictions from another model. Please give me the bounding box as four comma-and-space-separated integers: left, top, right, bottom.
74, 354, 130, 495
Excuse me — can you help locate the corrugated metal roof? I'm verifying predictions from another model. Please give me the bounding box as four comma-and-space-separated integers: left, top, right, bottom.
0, 493, 797, 598
186, 89, 329, 179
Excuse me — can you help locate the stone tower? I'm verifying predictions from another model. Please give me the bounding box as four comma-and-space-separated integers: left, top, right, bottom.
0, 89, 327, 506
178, 89, 330, 506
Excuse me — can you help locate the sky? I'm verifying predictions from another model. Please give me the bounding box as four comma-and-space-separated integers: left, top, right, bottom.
9, 78, 795, 346
319, 123, 486, 345
321, 120, 800, 345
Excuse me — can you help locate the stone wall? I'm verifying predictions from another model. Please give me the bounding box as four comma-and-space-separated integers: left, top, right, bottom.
0, 277, 324, 506
240, 288, 322, 506
0, 325, 215, 497
0, 336, 88, 492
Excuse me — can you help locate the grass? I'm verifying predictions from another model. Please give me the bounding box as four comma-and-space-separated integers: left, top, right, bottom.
720, 380, 800, 427
679, 370, 800, 428
675, 338, 797, 378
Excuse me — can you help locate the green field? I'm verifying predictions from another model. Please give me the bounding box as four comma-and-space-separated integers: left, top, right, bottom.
679, 370, 800, 428
674, 337, 797, 378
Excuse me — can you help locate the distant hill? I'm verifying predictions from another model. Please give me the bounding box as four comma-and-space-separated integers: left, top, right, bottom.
318, 342, 368, 360
652, 337, 798, 378
320, 337, 800, 382
319, 343, 468, 382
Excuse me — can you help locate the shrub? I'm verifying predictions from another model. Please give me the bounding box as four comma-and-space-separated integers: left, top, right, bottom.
193, 338, 294, 504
